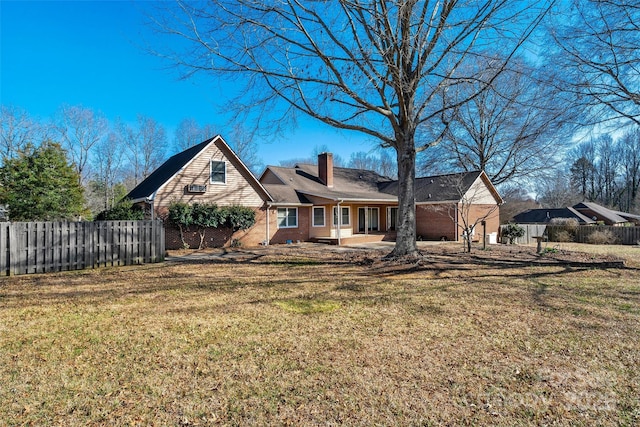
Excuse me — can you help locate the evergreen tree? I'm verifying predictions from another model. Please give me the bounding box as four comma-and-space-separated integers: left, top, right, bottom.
0, 141, 88, 220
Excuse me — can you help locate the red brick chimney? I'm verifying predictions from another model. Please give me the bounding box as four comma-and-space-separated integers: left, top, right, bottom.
318, 152, 334, 188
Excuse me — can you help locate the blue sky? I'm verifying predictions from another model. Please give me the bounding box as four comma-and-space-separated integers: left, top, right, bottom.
0, 0, 374, 167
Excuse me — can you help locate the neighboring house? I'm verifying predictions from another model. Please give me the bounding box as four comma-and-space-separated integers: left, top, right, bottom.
512, 207, 596, 225
260, 153, 503, 244
512, 202, 640, 226
126, 135, 273, 248
128, 139, 504, 248
573, 202, 638, 226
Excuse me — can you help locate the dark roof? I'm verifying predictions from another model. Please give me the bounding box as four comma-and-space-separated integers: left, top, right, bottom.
262, 164, 397, 204
261, 164, 500, 205
380, 171, 483, 203
127, 138, 213, 201
573, 202, 628, 224
512, 207, 595, 224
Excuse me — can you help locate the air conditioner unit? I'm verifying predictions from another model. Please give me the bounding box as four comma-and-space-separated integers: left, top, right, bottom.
188, 184, 207, 193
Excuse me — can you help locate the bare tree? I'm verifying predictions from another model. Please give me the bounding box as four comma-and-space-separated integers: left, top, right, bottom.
228, 123, 263, 175
89, 131, 126, 213
432, 173, 500, 253
154, 0, 553, 256
419, 57, 578, 185
535, 169, 581, 208
348, 150, 397, 178
553, 1, 640, 126
54, 105, 108, 184
120, 115, 167, 186
619, 128, 640, 212
279, 145, 345, 167
173, 118, 216, 152
0, 105, 48, 163
498, 185, 539, 223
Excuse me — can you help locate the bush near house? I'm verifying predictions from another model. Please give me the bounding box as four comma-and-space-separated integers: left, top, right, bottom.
501, 223, 525, 244
94, 199, 145, 221
168, 202, 256, 249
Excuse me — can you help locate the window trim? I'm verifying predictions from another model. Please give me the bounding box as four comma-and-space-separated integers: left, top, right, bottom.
333, 206, 350, 226
312, 206, 325, 227
210, 160, 227, 184
277, 207, 298, 229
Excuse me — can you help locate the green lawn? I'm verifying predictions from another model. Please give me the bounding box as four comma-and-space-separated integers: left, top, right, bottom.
1, 245, 639, 426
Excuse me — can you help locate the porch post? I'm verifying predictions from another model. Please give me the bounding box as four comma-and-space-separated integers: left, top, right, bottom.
337, 202, 341, 246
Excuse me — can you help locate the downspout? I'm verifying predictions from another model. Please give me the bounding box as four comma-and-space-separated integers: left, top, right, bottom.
454, 203, 459, 242
266, 202, 271, 246
336, 200, 343, 246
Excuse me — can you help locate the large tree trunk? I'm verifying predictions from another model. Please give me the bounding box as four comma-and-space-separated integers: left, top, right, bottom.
390, 135, 418, 258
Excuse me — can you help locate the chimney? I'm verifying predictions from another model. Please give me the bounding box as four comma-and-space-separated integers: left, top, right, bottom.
318, 152, 334, 188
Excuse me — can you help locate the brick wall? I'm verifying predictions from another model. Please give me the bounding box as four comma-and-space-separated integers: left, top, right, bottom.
269, 206, 311, 244
416, 204, 457, 241
164, 206, 268, 249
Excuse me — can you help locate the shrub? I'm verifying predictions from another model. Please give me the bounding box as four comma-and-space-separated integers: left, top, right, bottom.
95, 199, 145, 221
553, 230, 575, 243
502, 223, 525, 244
548, 217, 578, 242
549, 217, 579, 230
223, 206, 256, 231
586, 230, 618, 245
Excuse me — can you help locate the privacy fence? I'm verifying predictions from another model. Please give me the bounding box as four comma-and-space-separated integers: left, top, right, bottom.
501, 224, 640, 246
0, 220, 165, 276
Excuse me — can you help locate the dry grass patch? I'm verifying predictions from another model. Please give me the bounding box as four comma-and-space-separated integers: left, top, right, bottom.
1, 244, 639, 426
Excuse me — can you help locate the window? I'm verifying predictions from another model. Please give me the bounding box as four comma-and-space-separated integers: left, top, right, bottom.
210, 160, 226, 184
333, 206, 350, 226
277, 207, 298, 228
312, 207, 325, 227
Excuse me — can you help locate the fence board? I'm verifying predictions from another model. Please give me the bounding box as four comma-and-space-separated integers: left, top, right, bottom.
0, 220, 164, 276
504, 224, 640, 246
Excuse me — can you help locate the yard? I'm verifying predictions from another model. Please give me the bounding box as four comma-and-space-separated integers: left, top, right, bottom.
1, 242, 639, 426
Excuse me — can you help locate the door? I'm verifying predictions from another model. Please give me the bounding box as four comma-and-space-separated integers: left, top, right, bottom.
358, 207, 379, 232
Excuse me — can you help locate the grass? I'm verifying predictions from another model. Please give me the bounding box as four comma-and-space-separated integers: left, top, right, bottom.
1, 244, 639, 426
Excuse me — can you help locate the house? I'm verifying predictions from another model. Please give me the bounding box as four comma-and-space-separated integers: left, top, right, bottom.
260, 153, 503, 245
512, 202, 640, 226
126, 135, 273, 248
573, 202, 640, 226
127, 138, 504, 248
512, 207, 596, 225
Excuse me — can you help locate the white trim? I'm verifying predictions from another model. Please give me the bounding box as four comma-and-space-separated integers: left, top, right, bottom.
332, 206, 350, 226
277, 207, 298, 228
312, 206, 325, 227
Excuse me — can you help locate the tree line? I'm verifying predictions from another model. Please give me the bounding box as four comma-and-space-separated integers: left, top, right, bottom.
0, 104, 265, 220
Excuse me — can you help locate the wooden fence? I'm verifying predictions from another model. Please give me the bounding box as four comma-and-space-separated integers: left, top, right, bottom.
0, 220, 165, 276
499, 224, 548, 245
501, 224, 640, 246
546, 225, 640, 245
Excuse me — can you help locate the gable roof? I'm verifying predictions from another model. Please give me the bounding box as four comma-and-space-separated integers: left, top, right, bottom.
573, 201, 628, 224
381, 170, 503, 204
260, 164, 502, 206
513, 207, 595, 224
262, 164, 397, 204
126, 135, 272, 203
